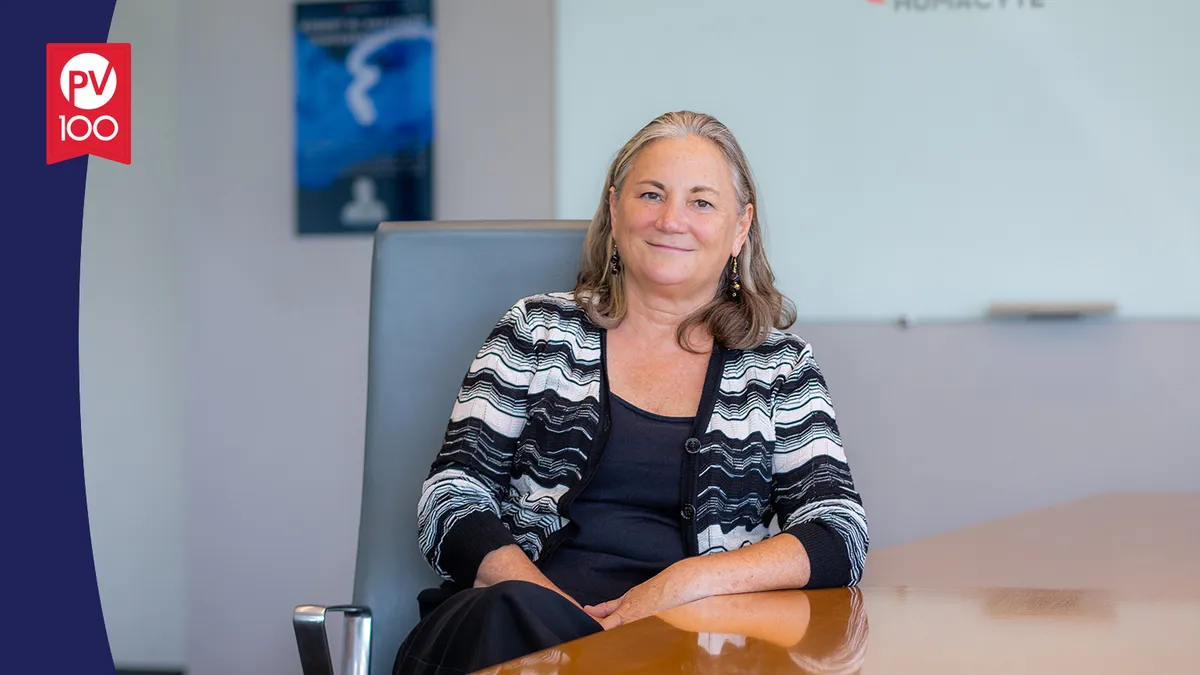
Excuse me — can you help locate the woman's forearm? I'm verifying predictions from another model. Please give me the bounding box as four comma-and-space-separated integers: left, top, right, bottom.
474, 544, 581, 607
670, 532, 812, 599
474, 544, 550, 586
581, 534, 816, 630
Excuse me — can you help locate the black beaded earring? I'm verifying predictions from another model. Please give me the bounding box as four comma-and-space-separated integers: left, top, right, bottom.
610, 248, 622, 275
728, 256, 741, 300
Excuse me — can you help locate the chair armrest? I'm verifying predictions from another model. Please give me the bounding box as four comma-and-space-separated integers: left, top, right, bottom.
293, 604, 373, 675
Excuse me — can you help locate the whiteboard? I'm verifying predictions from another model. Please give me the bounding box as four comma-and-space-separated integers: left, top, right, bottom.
555, 0, 1200, 321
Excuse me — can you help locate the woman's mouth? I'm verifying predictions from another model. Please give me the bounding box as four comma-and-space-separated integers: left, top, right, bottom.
649, 242, 693, 252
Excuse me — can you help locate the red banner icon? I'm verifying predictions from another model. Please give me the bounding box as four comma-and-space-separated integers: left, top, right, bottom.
46, 43, 131, 165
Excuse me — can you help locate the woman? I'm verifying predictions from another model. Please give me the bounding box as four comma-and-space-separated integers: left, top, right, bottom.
394, 110, 869, 675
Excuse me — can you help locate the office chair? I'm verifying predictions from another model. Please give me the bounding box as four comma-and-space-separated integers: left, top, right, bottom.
293, 220, 589, 675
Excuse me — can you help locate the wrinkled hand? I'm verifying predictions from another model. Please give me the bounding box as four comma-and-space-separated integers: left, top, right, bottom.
583, 565, 703, 630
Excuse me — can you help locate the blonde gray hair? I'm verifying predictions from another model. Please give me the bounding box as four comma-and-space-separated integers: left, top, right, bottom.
573, 110, 796, 351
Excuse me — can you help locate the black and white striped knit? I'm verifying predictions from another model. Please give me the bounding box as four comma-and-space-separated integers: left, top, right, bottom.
416, 292, 869, 589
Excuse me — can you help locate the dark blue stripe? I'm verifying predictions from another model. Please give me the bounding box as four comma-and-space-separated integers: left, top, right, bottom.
1, 2, 120, 674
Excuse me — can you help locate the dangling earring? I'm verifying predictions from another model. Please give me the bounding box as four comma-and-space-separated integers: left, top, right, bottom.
610, 248, 622, 275
728, 256, 741, 300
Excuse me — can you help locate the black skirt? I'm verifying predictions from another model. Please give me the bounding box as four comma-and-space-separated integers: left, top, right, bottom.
392, 580, 604, 675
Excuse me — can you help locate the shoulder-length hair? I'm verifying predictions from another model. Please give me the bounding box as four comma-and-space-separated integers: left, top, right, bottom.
573, 110, 796, 352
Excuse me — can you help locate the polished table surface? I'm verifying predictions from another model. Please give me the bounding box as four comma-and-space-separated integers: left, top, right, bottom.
474, 492, 1200, 674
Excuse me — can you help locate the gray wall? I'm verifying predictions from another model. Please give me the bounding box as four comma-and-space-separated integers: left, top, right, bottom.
800, 319, 1200, 550
177, 1, 556, 674
435, 1, 556, 219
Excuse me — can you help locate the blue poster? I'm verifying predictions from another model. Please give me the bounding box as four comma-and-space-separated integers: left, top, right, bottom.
294, 0, 434, 234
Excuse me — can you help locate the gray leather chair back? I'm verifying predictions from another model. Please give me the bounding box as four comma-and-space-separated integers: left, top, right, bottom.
354, 220, 588, 675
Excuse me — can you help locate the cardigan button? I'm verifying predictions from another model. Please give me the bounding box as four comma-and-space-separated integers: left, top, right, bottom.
681, 504, 695, 520
683, 437, 701, 454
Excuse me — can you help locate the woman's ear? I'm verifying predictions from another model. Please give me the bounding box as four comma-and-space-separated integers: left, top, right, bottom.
608, 185, 617, 221
731, 203, 753, 257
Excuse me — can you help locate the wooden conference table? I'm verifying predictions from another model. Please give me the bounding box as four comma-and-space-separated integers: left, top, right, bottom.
474, 492, 1200, 674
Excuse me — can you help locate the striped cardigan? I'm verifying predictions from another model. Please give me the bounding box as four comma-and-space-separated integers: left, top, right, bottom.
416, 292, 869, 589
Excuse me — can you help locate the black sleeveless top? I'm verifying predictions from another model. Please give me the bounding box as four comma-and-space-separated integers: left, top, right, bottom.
537, 391, 692, 607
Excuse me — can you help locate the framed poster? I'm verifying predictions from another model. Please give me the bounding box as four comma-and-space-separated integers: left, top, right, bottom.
294, 0, 434, 235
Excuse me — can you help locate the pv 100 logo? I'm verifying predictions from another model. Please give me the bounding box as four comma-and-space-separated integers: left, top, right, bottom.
46, 43, 131, 165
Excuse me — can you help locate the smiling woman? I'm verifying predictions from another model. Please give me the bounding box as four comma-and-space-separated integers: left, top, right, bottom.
394, 111, 869, 675
575, 111, 795, 353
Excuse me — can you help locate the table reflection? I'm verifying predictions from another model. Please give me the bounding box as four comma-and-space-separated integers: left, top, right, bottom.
475, 588, 868, 675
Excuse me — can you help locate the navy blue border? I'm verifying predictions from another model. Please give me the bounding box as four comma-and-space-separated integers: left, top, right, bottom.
0, 1, 119, 674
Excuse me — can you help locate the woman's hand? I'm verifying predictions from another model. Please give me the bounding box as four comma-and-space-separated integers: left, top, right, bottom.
583, 561, 706, 630
584, 532, 818, 630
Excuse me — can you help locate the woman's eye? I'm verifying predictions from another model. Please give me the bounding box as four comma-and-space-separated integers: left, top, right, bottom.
640, 192, 662, 201
694, 199, 713, 210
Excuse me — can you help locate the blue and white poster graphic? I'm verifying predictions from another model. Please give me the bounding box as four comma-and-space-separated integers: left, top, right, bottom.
294, 0, 433, 234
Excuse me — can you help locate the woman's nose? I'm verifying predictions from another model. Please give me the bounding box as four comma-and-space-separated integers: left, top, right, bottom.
656, 197, 688, 233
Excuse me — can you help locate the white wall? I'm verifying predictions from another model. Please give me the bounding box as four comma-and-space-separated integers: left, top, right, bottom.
176, 2, 556, 675
555, 0, 1200, 320
81, 0, 185, 668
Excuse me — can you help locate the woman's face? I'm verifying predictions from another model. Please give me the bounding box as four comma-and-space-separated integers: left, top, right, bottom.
610, 135, 752, 299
